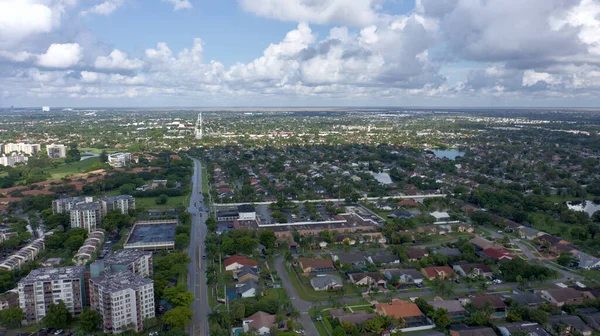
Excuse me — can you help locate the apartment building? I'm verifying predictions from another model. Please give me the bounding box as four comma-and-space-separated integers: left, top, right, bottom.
107, 153, 131, 168
89, 271, 155, 333
100, 195, 135, 215
52, 197, 93, 214
3, 143, 41, 155
18, 266, 86, 324
0, 238, 45, 271
0, 153, 28, 167
70, 202, 103, 232
91, 249, 152, 278
46, 144, 67, 158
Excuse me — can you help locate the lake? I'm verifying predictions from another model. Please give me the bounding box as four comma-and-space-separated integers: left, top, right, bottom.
431, 149, 465, 160
80, 152, 100, 161
566, 200, 600, 216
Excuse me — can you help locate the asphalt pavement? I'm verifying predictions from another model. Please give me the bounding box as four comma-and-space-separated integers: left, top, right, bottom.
186, 158, 210, 336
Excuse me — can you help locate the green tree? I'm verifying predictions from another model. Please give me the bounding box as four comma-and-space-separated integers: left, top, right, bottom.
164, 286, 194, 307
65, 145, 81, 163
156, 194, 169, 205
174, 233, 190, 250
333, 326, 346, 336
79, 309, 103, 332
100, 150, 108, 163
64, 235, 84, 251
258, 230, 276, 249
557, 253, 575, 267
0, 307, 25, 328
42, 301, 72, 329
163, 306, 193, 329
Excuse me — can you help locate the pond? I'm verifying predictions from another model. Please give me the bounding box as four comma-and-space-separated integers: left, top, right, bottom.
80, 152, 100, 161
431, 149, 465, 160
566, 200, 600, 217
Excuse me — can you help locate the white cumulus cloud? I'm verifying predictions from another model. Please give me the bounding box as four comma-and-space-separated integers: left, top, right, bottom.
95, 49, 143, 70
239, 0, 381, 26
37, 43, 82, 68
0, 0, 53, 46
162, 0, 192, 11
81, 0, 124, 16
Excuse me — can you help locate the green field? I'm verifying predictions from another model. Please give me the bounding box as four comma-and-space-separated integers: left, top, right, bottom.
135, 195, 188, 209
202, 165, 209, 193
47, 157, 102, 179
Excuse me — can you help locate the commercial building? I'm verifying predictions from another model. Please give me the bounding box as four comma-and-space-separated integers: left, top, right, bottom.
18, 266, 86, 324
91, 249, 153, 278
107, 152, 131, 168
89, 270, 155, 333
100, 195, 135, 215
70, 202, 103, 232
124, 220, 177, 251
46, 144, 67, 158
0, 153, 28, 167
3, 143, 41, 155
52, 197, 94, 214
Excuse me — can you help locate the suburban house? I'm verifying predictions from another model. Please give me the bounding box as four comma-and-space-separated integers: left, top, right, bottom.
547, 315, 593, 336
468, 295, 507, 319
242, 311, 277, 335
375, 299, 433, 330
518, 226, 542, 240
421, 266, 456, 280
482, 248, 514, 261
235, 266, 259, 283
538, 234, 572, 254
430, 211, 455, 224
399, 199, 422, 207
502, 290, 545, 308
407, 248, 429, 262
297, 257, 336, 274
349, 272, 387, 286
332, 252, 366, 267
310, 275, 343, 291
429, 298, 466, 320
453, 263, 493, 278
384, 269, 424, 284
366, 252, 400, 265
235, 279, 259, 298
539, 288, 585, 306
224, 255, 258, 271
388, 209, 414, 219
470, 236, 503, 251
329, 308, 377, 325
497, 322, 549, 336
433, 247, 462, 258
573, 251, 600, 270
449, 324, 497, 336
578, 308, 600, 331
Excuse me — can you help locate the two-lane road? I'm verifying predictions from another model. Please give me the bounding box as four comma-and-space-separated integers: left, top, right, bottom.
186, 158, 210, 335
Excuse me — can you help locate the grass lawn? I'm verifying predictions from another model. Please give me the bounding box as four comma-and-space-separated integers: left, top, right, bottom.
202, 165, 209, 193
578, 269, 600, 285
135, 195, 188, 209
285, 265, 358, 302
47, 157, 102, 179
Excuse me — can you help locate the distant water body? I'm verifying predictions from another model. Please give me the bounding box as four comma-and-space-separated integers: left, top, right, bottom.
567, 200, 600, 216
80, 152, 100, 161
431, 149, 465, 160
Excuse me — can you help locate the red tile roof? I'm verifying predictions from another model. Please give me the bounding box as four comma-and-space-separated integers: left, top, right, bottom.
376, 299, 423, 319
482, 248, 513, 260
223, 255, 257, 268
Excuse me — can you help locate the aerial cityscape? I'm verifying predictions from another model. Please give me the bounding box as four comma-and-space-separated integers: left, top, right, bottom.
1, 1, 600, 336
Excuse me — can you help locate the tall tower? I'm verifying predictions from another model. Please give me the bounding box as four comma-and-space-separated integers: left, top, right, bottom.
195, 113, 203, 139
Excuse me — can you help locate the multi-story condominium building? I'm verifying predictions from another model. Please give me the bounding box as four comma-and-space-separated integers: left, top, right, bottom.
18, 266, 86, 324
0, 238, 45, 271
70, 202, 103, 232
46, 144, 67, 158
3, 143, 41, 155
52, 197, 94, 214
107, 153, 131, 168
0, 153, 28, 167
89, 271, 155, 333
100, 195, 135, 215
91, 249, 152, 278
73, 230, 106, 266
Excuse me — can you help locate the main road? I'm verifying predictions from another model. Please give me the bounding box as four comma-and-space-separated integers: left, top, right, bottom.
186, 158, 210, 335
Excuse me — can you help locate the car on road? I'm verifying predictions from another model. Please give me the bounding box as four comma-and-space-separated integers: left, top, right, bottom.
202, 255, 206, 259
227, 224, 234, 228
54, 329, 64, 335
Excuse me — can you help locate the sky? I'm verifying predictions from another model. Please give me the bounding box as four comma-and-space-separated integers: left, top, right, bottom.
1, 0, 600, 108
